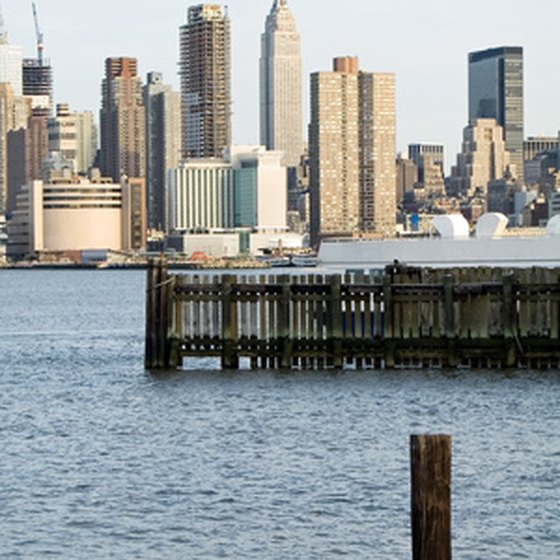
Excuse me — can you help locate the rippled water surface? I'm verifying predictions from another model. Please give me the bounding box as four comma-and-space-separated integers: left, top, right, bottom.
0, 270, 558, 559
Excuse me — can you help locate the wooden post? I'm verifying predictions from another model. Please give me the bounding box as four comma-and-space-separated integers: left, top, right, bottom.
383, 274, 395, 368
145, 258, 173, 369
221, 274, 239, 369
502, 274, 516, 367
443, 275, 458, 367
411, 434, 452, 560
329, 275, 343, 368
278, 275, 292, 369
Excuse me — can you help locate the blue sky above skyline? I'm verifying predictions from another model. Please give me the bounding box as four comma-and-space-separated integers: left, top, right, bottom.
3, 0, 559, 170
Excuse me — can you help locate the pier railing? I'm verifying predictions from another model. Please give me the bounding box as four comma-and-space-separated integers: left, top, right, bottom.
145, 259, 560, 369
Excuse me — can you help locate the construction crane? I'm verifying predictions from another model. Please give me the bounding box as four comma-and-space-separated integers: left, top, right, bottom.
32, 2, 44, 65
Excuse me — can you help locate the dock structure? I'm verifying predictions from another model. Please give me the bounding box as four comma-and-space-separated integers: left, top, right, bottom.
145, 259, 560, 370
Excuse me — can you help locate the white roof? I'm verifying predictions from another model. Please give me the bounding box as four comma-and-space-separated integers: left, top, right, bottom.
476, 213, 508, 239
432, 214, 470, 239
547, 215, 560, 236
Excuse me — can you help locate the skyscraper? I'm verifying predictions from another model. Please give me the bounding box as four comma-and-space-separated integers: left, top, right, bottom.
100, 57, 146, 182
450, 118, 512, 197
310, 57, 396, 244
179, 4, 231, 158
359, 71, 397, 235
469, 46, 524, 182
47, 103, 97, 175
260, 0, 303, 169
144, 72, 182, 231
0, 22, 22, 96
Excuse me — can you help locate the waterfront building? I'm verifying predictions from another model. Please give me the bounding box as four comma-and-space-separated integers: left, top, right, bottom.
450, 118, 513, 197
100, 57, 146, 182
310, 57, 396, 244
469, 46, 524, 182
144, 72, 182, 231
260, 0, 303, 170
179, 4, 231, 158
7, 173, 146, 257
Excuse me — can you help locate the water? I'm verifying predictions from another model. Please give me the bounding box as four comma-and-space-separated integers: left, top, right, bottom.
0, 270, 558, 559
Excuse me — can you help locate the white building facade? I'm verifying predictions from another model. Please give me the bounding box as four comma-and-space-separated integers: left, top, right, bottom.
168, 160, 235, 232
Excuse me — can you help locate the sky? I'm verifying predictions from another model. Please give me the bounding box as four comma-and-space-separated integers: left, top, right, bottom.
2, 0, 559, 171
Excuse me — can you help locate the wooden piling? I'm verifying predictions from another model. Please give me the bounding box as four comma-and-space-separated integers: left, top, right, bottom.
410, 434, 452, 560
145, 258, 176, 369
502, 274, 516, 367
221, 274, 239, 369
383, 274, 395, 368
329, 275, 343, 368
442, 275, 457, 367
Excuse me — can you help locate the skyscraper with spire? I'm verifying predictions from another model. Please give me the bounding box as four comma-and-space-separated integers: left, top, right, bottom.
260, 0, 303, 169
179, 4, 231, 159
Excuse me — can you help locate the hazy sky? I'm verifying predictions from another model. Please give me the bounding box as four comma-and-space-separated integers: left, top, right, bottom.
3, 0, 559, 169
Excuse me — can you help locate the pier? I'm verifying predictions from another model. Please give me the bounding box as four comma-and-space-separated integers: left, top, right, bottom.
145, 259, 560, 370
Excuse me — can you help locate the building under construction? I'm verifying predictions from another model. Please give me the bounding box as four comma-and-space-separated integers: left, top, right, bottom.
23, 59, 52, 99
179, 4, 231, 159
23, 3, 53, 114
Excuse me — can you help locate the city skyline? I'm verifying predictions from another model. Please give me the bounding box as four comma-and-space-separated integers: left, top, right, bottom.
1, 0, 559, 170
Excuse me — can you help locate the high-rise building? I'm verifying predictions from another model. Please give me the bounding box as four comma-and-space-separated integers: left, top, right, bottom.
469, 46, 524, 182
523, 136, 558, 163
229, 146, 287, 230
0, 84, 30, 214
167, 146, 287, 233
359, 71, 397, 235
22, 59, 53, 114
0, 25, 22, 96
6, 111, 48, 213
0, 22, 25, 215
396, 156, 417, 203
144, 72, 182, 231
74, 111, 97, 174
179, 4, 231, 158
450, 118, 512, 197
168, 159, 235, 233
310, 57, 396, 244
47, 103, 98, 175
260, 0, 303, 169
100, 57, 146, 182
408, 143, 445, 195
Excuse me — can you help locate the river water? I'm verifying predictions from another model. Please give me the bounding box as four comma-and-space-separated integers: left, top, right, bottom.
0, 269, 558, 559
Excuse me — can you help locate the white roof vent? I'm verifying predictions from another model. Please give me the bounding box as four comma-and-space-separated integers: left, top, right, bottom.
432, 214, 470, 239
547, 215, 560, 236
475, 213, 508, 239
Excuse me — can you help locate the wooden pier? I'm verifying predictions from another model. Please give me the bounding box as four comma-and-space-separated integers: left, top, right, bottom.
145, 259, 560, 370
